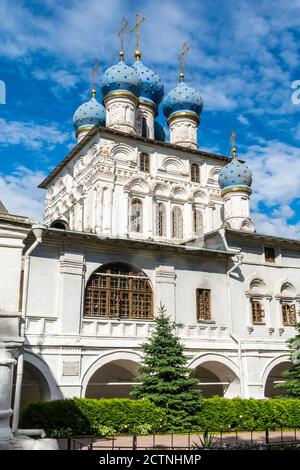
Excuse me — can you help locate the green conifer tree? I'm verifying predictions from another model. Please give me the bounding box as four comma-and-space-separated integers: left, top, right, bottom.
276, 322, 300, 397
131, 304, 202, 430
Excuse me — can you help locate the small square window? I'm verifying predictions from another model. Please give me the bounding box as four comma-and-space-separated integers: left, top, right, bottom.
264, 246, 275, 263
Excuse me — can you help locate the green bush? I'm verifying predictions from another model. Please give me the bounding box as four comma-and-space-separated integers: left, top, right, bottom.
20, 397, 300, 437
20, 398, 167, 437
195, 397, 300, 431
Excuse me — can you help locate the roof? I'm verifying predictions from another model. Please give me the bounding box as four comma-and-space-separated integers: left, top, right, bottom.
206, 228, 300, 247
38, 125, 239, 189
0, 200, 8, 214
26, 226, 235, 257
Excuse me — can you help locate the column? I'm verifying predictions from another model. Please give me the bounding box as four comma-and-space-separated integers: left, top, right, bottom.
58, 252, 85, 334
123, 191, 130, 236
0, 346, 16, 446
155, 266, 176, 320
95, 186, 104, 234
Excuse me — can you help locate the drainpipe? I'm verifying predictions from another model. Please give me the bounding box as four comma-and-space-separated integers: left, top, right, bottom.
219, 230, 246, 397
12, 224, 47, 433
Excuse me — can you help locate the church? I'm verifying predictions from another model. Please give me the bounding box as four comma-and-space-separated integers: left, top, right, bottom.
0, 16, 299, 428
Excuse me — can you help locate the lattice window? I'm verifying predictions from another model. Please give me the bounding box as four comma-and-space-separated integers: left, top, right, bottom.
130, 198, 143, 233
193, 209, 202, 235
190, 163, 200, 182
196, 289, 211, 321
156, 203, 166, 237
84, 263, 153, 320
251, 300, 264, 324
172, 206, 183, 238
139, 153, 150, 172
282, 303, 296, 326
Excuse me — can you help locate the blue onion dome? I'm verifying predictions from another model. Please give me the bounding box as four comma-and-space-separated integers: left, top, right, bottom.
100, 53, 142, 99
219, 149, 252, 193
154, 121, 166, 141
132, 59, 164, 107
73, 90, 105, 131
162, 76, 203, 119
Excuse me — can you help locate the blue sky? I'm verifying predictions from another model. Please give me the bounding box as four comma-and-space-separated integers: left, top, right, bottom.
0, 0, 300, 237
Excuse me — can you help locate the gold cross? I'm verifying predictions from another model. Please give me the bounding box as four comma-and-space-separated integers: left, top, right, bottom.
91, 60, 99, 88
118, 16, 128, 52
178, 42, 190, 81
130, 11, 146, 56
231, 131, 237, 157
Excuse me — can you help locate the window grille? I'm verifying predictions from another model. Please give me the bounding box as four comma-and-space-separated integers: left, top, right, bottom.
130, 198, 143, 233
193, 209, 202, 235
156, 203, 166, 237
139, 153, 150, 172
196, 289, 211, 320
282, 303, 296, 326
251, 300, 264, 324
190, 163, 200, 182
84, 263, 153, 320
172, 206, 183, 238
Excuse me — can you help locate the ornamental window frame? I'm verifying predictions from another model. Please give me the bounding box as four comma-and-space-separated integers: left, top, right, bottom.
275, 282, 299, 327
245, 277, 272, 326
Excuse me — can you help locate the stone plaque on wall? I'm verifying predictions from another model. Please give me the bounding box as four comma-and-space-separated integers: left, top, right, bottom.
63, 361, 80, 376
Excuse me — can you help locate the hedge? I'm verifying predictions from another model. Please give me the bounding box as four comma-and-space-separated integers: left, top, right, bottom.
195, 397, 300, 432
20, 398, 167, 437
20, 397, 300, 437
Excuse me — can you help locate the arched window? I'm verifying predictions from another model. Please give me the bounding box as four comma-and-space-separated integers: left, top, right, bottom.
190, 163, 200, 182
130, 198, 143, 233
193, 209, 202, 235
247, 278, 268, 325
172, 206, 183, 238
139, 153, 150, 172
50, 218, 69, 230
156, 203, 166, 237
84, 263, 153, 320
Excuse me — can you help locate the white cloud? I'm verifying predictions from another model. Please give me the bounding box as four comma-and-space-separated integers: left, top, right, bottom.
237, 115, 250, 126
32, 69, 80, 89
0, 166, 45, 221
0, 118, 69, 150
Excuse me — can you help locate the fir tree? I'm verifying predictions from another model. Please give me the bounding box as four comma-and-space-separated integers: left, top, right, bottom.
131, 304, 202, 429
276, 322, 300, 397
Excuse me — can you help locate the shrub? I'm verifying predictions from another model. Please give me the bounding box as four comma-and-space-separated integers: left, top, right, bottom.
195, 397, 300, 431
20, 398, 167, 437
20, 396, 300, 437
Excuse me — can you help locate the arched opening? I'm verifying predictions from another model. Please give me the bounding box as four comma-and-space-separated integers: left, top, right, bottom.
130, 198, 143, 233
12, 361, 51, 410
191, 360, 240, 398
84, 262, 153, 320
156, 202, 166, 237
85, 359, 138, 398
50, 218, 69, 230
172, 206, 183, 239
264, 361, 291, 398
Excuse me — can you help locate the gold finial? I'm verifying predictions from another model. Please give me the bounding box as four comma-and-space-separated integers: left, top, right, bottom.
118, 16, 128, 60
91, 60, 99, 98
130, 10, 146, 60
230, 131, 237, 157
178, 42, 190, 82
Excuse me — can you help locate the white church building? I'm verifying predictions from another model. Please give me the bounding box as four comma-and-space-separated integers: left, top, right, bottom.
0, 41, 299, 418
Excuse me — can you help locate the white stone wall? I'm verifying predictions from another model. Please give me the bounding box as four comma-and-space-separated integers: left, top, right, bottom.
44, 131, 226, 242
18, 232, 297, 401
